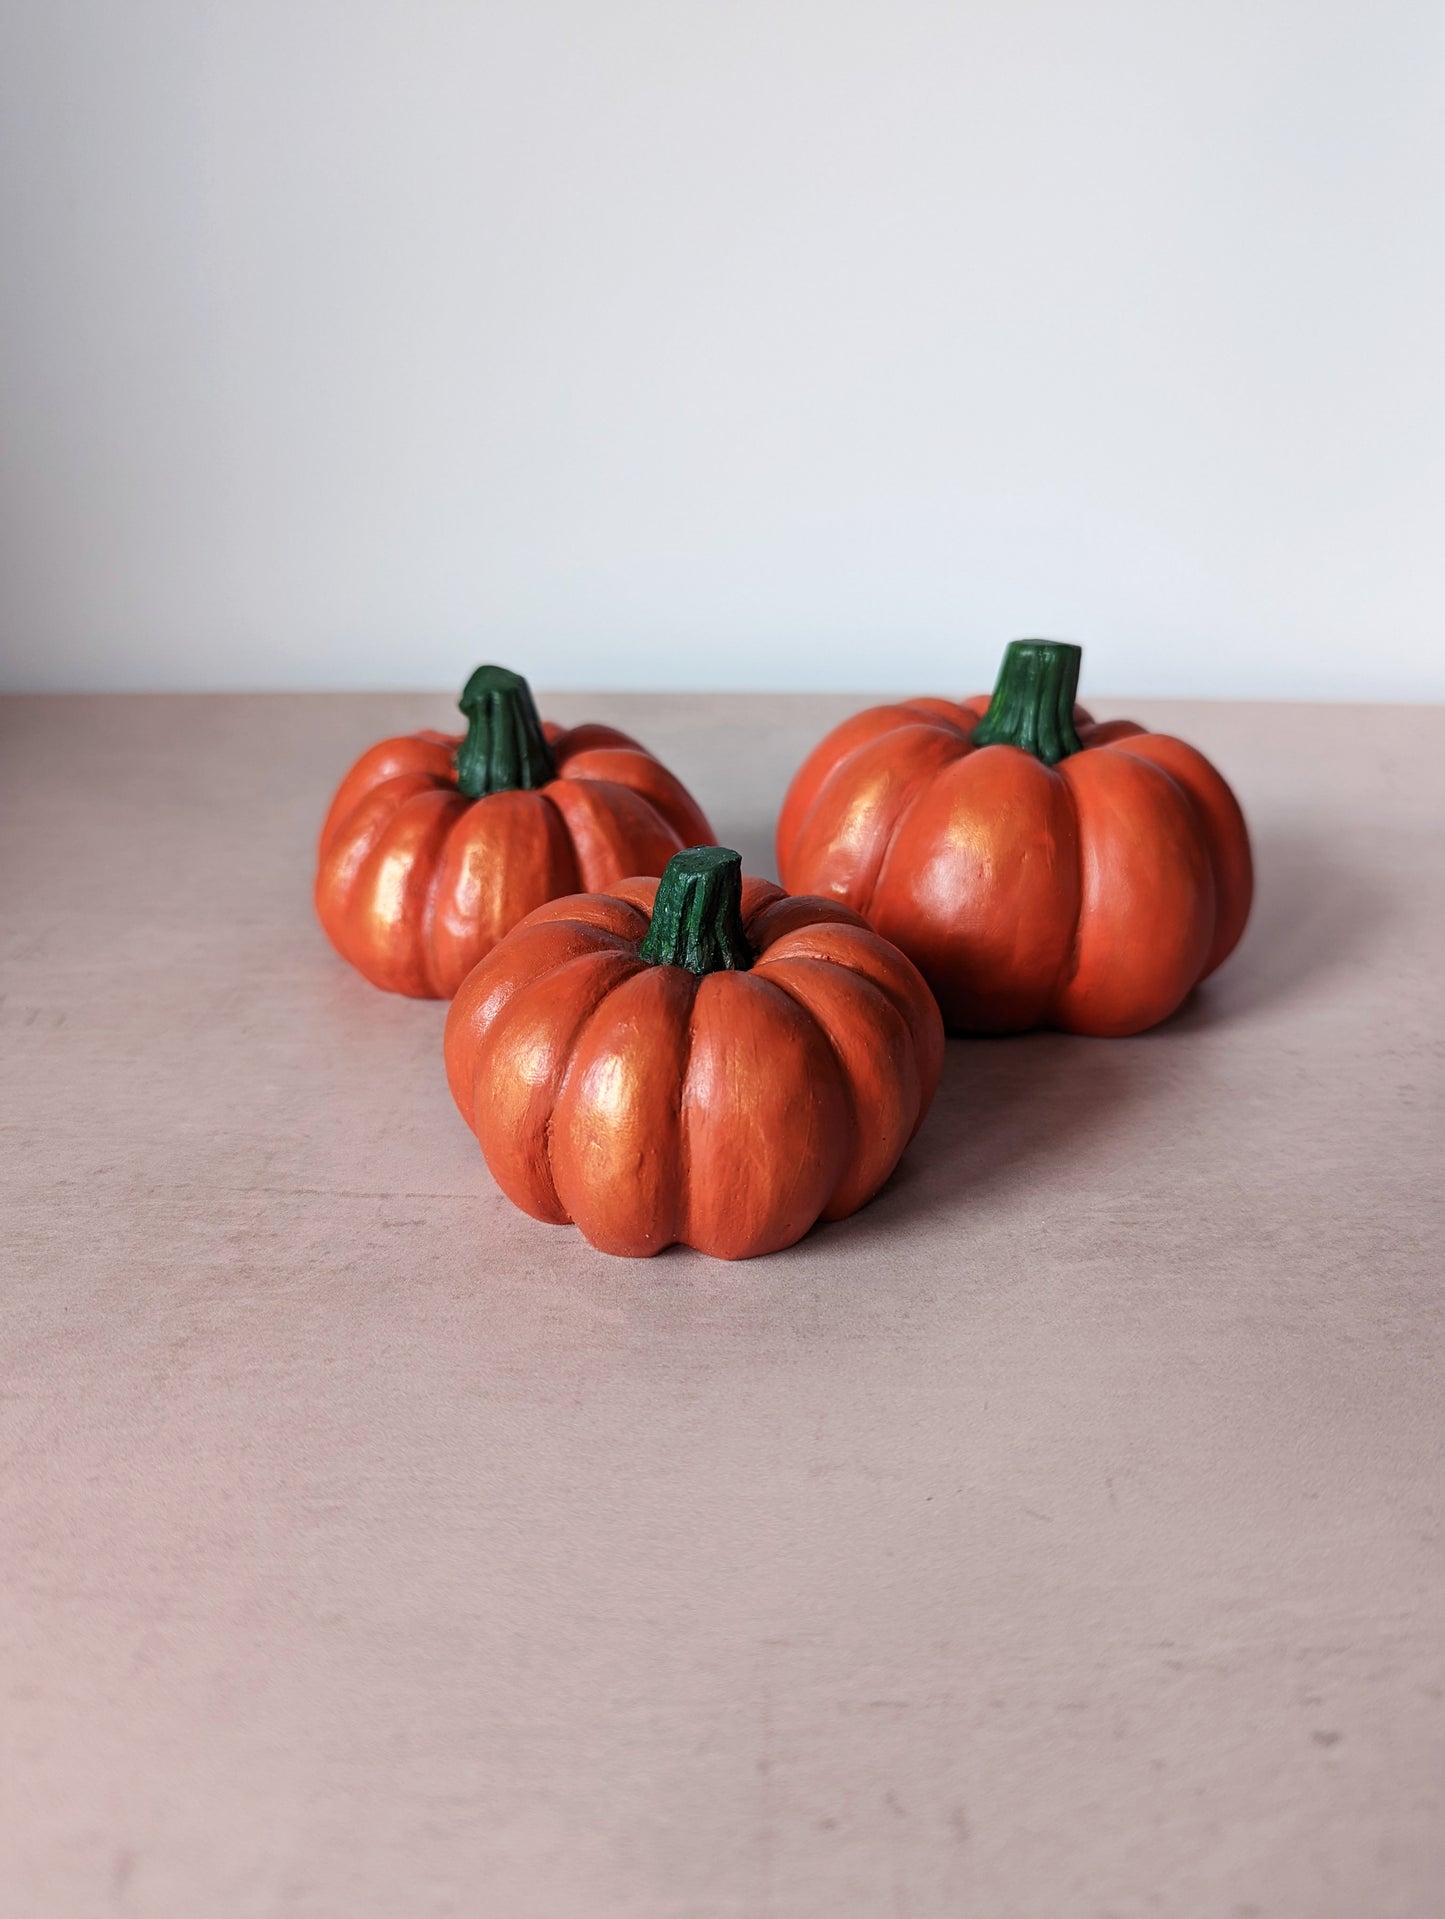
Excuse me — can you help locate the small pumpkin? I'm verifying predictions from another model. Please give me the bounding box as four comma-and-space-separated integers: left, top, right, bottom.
776, 641, 1252, 1037
317, 665, 713, 997
444, 847, 944, 1259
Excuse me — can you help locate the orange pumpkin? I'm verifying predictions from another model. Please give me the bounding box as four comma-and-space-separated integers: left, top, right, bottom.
776, 641, 1252, 1037
443, 847, 944, 1259
317, 666, 713, 997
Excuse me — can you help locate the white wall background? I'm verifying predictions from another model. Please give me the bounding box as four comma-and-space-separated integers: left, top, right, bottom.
1, 1, 1442, 697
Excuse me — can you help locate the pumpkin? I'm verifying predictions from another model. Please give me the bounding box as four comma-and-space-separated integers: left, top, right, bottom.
443, 847, 944, 1259
316, 665, 713, 997
776, 641, 1252, 1037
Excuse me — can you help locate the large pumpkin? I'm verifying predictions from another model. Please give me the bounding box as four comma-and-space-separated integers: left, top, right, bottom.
317, 665, 713, 997
776, 641, 1252, 1037
443, 847, 944, 1259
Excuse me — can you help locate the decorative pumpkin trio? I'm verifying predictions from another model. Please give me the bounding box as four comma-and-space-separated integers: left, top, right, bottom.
317, 642, 1253, 1260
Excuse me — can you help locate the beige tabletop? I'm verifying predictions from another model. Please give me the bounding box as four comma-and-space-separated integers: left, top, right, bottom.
2, 690, 1441, 1919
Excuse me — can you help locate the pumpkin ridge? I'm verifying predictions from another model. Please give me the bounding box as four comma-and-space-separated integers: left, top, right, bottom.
680, 971, 851, 1257
1079, 738, 1216, 946
674, 971, 703, 1252
741, 890, 856, 954
1103, 732, 1251, 977
478, 946, 645, 1219
864, 727, 974, 919
508, 910, 644, 949
318, 739, 457, 856
344, 785, 461, 991
591, 878, 665, 919
541, 951, 655, 1225
783, 713, 950, 878
754, 956, 911, 1218
445, 918, 642, 1120
322, 765, 452, 862
753, 920, 942, 1122
896, 699, 977, 731
758, 923, 920, 1035
626, 786, 692, 865
552, 743, 714, 848
1051, 746, 1216, 1034
547, 962, 696, 1256
1045, 758, 1088, 1014
534, 787, 584, 887
428, 786, 577, 995
638, 848, 754, 1247
545, 775, 689, 893
766, 969, 864, 1218
793, 720, 968, 913
549, 721, 647, 761
316, 782, 406, 926
421, 792, 479, 996
466, 915, 636, 1012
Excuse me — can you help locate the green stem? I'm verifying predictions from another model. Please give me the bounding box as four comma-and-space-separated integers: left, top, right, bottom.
970, 640, 1084, 764
639, 847, 753, 976
454, 665, 557, 798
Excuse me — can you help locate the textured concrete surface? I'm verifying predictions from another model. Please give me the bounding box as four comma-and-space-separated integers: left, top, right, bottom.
2, 690, 1441, 1918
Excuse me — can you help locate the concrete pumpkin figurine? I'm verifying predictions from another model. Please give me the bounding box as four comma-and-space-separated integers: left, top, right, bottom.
316, 666, 713, 996
444, 847, 944, 1259
776, 641, 1252, 1036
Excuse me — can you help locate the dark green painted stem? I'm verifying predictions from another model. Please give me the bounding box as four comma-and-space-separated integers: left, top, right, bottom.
454, 665, 557, 798
970, 640, 1084, 765
640, 847, 753, 976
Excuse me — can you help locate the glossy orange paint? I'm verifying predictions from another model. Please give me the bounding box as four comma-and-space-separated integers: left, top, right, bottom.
316, 710, 713, 999
776, 644, 1253, 1037
443, 859, 945, 1260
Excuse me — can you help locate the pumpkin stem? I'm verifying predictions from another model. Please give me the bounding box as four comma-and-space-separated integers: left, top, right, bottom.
454, 665, 557, 799
970, 640, 1084, 764
640, 847, 753, 976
